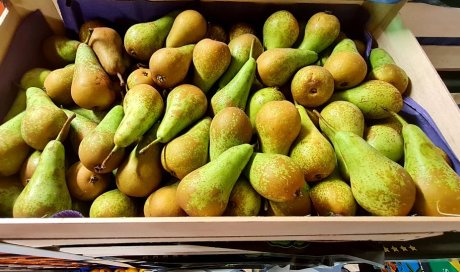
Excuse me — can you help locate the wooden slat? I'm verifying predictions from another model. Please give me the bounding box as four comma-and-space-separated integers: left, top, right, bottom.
421, 46, 460, 71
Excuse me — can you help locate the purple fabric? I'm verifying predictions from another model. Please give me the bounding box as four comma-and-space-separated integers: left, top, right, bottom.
51, 210, 84, 218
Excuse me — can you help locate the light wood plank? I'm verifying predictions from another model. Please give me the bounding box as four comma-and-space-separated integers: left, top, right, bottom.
422, 46, 460, 71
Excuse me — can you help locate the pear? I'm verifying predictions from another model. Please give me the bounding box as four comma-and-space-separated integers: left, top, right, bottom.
144, 182, 186, 217
0, 176, 23, 217
124, 11, 178, 61
71, 199, 91, 217
126, 68, 154, 90
63, 109, 97, 153
78, 105, 125, 174
257, 48, 318, 87
66, 161, 111, 201
210, 107, 252, 161
246, 87, 285, 134
206, 22, 227, 43
263, 10, 299, 49
211, 43, 257, 115
192, 38, 231, 93
161, 117, 211, 179
291, 65, 334, 108
142, 84, 207, 151
149, 44, 195, 88
42, 35, 80, 67
218, 34, 263, 89
13, 114, 75, 218
21, 87, 68, 150
229, 22, 256, 41
354, 39, 366, 56
298, 12, 340, 54
315, 111, 416, 216
319, 101, 365, 137
391, 112, 460, 216
71, 30, 116, 110
365, 124, 404, 162
256, 100, 301, 155
166, 10, 207, 48
324, 39, 368, 89
290, 105, 336, 182
79, 19, 106, 42
245, 152, 305, 202
44, 64, 74, 106
268, 182, 311, 216
116, 124, 163, 198
69, 107, 107, 124
224, 178, 261, 216
309, 170, 357, 216
368, 48, 409, 94
0, 113, 30, 177
330, 80, 403, 119
89, 189, 137, 217
19, 150, 41, 186
176, 144, 254, 216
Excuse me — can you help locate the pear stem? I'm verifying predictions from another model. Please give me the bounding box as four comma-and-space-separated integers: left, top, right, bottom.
84, 28, 94, 45
98, 145, 119, 172
56, 113, 75, 143
249, 38, 255, 60
139, 138, 161, 155
386, 110, 409, 127
312, 110, 337, 136
117, 72, 125, 87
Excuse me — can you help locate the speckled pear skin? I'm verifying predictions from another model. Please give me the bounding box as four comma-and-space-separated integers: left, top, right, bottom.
0, 176, 23, 217
290, 105, 336, 182
393, 113, 460, 216
42, 35, 80, 67
144, 182, 186, 217
268, 182, 311, 216
368, 48, 409, 94
210, 107, 252, 161
21, 87, 68, 151
297, 12, 340, 53
161, 118, 211, 180
90, 189, 137, 217
0, 113, 30, 177
365, 124, 404, 162
263, 10, 299, 49
244, 152, 305, 202
319, 101, 365, 137
176, 144, 254, 216
246, 87, 285, 135
89, 27, 128, 77
166, 10, 207, 48
62, 109, 97, 153
224, 178, 261, 216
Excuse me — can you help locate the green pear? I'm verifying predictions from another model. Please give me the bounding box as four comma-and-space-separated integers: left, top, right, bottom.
63, 109, 97, 153
69, 107, 107, 124
290, 105, 336, 182
13, 114, 75, 218
78, 105, 125, 174
257, 48, 318, 87
365, 124, 404, 162
330, 80, 403, 119
166, 10, 207, 48
368, 48, 409, 94
161, 117, 211, 179
21, 87, 68, 150
391, 112, 460, 216
229, 22, 256, 41
192, 38, 231, 93
244, 153, 305, 202
176, 144, 254, 216
218, 34, 263, 89
315, 111, 416, 216
0, 176, 23, 217
44, 64, 74, 106
246, 87, 285, 134
268, 182, 311, 216
298, 12, 340, 53
224, 178, 261, 216
205, 22, 227, 43
124, 11, 179, 61
263, 10, 299, 49
42, 35, 80, 67
19, 150, 41, 186
90, 189, 137, 217
211, 44, 257, 115
319, 101, 365, 137
256, 100, 301, 155
0, 113, 30, 176
210, 107, 252, 161
116, 124, 163, 198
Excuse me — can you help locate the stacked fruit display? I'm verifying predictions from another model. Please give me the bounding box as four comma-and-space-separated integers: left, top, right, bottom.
0, 8, 459, 218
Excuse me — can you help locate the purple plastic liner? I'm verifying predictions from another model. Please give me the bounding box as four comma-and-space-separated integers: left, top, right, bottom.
51, 210, 84, 218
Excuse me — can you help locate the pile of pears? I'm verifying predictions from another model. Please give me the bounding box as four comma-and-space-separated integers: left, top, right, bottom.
1, 8, 459, 218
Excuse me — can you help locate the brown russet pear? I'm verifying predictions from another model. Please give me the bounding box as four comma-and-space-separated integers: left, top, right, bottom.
369, 48, 409, 94
149, 44, 195, 88
291, 65, 334, 108
192, 38, 231, 93
229, 22, 256, 41
263, 10, 299, 49
166, 10, 207, 48
290, 105, 336, 182
268, 182, 311, 216
224, 178, 261, 216
44, 64, 75, 106
298, 12, 340, 54
0, 113, 30, 177
19, 150, 41, 186
161, 117, 211, 180
126, 68, 154, 90
66, 161, 111, 201
42, 35, 80, 67
391, 112, 460, 216
246, 87, 285, 134
21, 87, 68, 150
315, 110, 416, 216
144, 182, 186, 217
256, 100, 301, 155
177, 144, 254, 216
71, 30, 116, 110
89, 189, 137, 217
13, 114, 75, 218
116, 124, 163, 198
63, 109, 98, 153
244, 152, 305, 202
210, 107, 252, 161
0, 176, 23, 217
365, 124, 404, 162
